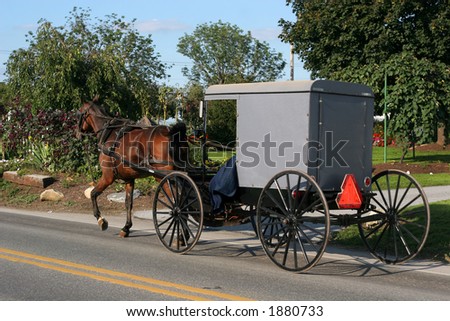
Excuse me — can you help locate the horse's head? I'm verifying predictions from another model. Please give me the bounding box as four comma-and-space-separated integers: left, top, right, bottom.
76, 102, 95, 138
76, 99, 114, 139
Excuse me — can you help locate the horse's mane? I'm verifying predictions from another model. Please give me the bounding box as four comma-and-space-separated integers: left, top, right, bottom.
169, 122, 187, 138
89, 101, 114, 118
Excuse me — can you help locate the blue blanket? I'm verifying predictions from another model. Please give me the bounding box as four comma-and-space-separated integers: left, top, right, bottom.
209, 156, 238, 214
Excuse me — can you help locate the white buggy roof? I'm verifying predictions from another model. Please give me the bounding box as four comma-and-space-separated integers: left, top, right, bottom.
204, 80, 373, 101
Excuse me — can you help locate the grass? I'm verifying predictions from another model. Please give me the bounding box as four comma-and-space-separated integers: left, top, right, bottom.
372, 146, 450, 165
373, 146, 449, 187
0, 180, 40, 205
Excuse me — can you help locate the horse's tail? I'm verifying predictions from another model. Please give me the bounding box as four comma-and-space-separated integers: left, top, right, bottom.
169, 122, 188, 169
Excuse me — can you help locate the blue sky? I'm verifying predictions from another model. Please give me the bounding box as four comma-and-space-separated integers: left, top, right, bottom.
0, 0, 310, 85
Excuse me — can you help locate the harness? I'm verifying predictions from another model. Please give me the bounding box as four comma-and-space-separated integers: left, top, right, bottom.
77, 104, 179, 178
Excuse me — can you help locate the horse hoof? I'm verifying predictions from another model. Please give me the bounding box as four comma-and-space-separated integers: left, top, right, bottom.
98, 217, 109, 231
119, 229, 129, 238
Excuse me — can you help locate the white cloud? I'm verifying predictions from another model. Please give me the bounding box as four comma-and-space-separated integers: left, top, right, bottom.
16, 23, 38, 31
136, 19, 189, 33
251, 27, 282, 41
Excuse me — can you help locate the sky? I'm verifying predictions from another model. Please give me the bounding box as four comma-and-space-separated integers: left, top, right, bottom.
0, 0, 310, 86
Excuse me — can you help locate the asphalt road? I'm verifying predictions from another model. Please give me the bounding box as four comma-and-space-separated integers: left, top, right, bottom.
1, 207, 449, 302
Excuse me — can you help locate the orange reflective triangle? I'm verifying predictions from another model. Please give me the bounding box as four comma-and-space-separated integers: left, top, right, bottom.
336, 174, 363, 209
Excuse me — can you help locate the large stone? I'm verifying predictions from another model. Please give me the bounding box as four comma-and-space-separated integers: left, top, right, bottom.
3, 171, 54, 188
40, 189, 64, 202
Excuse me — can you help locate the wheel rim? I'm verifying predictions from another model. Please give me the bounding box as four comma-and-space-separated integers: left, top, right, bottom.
359, 170, 430, 264
256, 170, 330, 272
152, 172, 203, 254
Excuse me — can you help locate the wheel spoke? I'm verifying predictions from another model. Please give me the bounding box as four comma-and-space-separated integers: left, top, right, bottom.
264, 190, 289, 217
362, 218, 388, 239
295, 184, 312, 215
286, 174, 294, 211
386, 173, 393, 208
156, 214, 174, 228
263, 224, 287, 244
397, 194, 422, 215
395, 224, 412, 256
398, 223, 422, 245
274, 179, 289, 213
298, 197, 323, 214
394, 181, 413, 212
297, 224, 319, 252
371, 222, 389, 253
157, 197, 173, 210
260, 206, 286, 219
374, 180, 389, 211
282, 230, 293, 266
295, 229, 311, 263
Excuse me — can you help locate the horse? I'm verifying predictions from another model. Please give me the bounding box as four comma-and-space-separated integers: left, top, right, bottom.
76, 101, 188, 237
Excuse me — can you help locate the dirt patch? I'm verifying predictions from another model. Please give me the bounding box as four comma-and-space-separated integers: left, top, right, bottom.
413, 143, 447, 152
373, 162, 449, 175
373, 143, 449, 175
1, 175, 154, 216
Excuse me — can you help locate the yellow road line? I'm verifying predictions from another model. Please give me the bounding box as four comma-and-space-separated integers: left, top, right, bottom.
0, 247, 253, 301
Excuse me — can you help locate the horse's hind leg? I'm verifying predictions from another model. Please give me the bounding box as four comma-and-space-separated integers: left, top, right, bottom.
91, 175, 113, 231
119, 179, 134, 238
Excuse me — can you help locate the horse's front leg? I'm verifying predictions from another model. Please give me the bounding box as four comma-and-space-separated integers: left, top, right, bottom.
119, 179, 135, 238
91, 175, 113, 231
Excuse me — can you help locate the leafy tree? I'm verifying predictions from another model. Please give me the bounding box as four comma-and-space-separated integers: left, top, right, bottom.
156, 85, 178, 124
177, 20, 286, 86
280, 0, 450, 149
0, 82, 7, 107
5, 7, 166, 119
180, 82, 204, 131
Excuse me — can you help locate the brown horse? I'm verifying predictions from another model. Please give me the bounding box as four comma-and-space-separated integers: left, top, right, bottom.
77, 101, 187, 237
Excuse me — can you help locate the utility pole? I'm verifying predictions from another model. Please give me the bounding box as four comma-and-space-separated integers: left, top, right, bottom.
290, 44, 294, 81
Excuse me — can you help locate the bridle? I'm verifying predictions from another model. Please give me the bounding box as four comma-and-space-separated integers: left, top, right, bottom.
76, 102, 113, 137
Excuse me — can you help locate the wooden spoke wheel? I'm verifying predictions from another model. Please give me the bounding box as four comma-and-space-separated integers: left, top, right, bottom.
152, 172, 204, 254
358, 170, 430, 264
256, 170, 330, 272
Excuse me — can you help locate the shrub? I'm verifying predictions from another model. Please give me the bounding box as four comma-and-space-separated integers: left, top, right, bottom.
1, 100, 99, 179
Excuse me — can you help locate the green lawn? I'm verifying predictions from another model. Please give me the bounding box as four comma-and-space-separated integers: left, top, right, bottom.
373, 146, 449, 187
372, 145, 450, 165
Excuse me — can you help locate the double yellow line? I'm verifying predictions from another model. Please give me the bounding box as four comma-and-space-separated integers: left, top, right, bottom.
0, 247, 252, 301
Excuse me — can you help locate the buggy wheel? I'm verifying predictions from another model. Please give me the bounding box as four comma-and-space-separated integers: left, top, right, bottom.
256, 170, 330, 272
359, 170, 430, 264
152, 172, 204, 254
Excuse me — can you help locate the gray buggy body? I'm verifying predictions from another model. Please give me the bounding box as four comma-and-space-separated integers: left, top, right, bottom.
204, 80, 375, 195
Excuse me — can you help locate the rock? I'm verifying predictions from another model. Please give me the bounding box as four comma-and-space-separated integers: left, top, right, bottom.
40, 189, 64, 202
3, 171, 54, 188
107, 190, 141, 203
84, 186, 95, 199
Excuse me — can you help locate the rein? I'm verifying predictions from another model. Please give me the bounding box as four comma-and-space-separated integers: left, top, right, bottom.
77, 102, 181, 174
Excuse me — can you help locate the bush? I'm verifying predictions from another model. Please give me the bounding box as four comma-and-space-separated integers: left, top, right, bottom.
1, 100, 99, 179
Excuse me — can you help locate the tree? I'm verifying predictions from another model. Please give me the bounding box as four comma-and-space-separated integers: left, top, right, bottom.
280, 0, 450, 148
180, 82, 204, 131
5, 7, 166, 119
177, 21, 286, 86
178, 21, 286, 144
